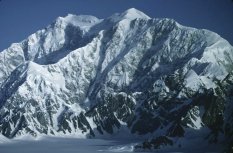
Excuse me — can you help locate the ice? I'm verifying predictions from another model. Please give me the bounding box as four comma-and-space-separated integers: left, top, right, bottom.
199, 76, 216, 89
100, 144, 135, 152
0, 137, 140, 153
184, 70, 202, 91
0, 136, 222, 153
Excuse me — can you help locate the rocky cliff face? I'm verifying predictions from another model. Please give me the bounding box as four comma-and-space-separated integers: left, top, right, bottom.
0, 8, 232, 152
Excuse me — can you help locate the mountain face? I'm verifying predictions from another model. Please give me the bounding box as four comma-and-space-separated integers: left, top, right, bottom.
0, 8, 233, 151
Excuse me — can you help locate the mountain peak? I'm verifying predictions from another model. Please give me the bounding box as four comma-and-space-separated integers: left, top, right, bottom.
122, 8, 150, 19
108, 8, 150, 23
55, 14, 100, 31
63, 14, 100, 24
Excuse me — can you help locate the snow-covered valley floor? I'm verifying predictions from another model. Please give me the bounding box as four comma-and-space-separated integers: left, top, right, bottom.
0, 136, 223, 153
0, 137, 140, 153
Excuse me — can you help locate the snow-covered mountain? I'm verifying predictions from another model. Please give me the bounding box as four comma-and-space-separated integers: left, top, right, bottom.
0, 8, 233, 152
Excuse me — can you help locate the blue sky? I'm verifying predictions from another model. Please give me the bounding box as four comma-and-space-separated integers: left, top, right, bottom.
0, 0, 233, 51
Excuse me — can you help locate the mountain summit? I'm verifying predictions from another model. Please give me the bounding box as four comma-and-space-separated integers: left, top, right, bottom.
109, 8, 150, 22
0, 8, 232, 152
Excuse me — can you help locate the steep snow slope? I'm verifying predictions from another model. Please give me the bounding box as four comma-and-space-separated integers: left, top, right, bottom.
0, 8, 233, 152
0, 134, 9, 143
